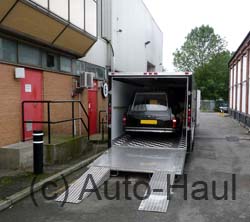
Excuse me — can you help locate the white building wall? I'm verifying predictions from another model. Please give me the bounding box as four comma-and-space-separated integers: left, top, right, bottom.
111, 0, 163, 72
80, 0, 110, 68
81, 0, 163, 72
81, 38, 108, 68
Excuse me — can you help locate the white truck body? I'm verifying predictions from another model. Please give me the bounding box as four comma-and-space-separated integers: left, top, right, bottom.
91, 72, 198, 174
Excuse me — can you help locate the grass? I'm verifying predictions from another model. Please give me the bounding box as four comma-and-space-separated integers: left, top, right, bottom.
0, 172, 53, 200
0, 177, 13, 186
44, 135, 85, 144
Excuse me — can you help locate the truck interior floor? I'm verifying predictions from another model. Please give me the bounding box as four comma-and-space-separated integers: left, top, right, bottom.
112, 133, 185, 149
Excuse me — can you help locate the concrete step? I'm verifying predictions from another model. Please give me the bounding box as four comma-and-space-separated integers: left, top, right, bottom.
0, 142, 33, 170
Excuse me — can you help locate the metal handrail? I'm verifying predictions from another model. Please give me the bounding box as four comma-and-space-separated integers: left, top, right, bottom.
98, 110, 107, 133
22, 100, 89, 144
98, 110, 107, 141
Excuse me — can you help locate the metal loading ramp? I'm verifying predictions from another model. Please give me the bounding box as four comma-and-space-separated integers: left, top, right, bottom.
139, 172, 175, 213
56, 134, 187, 213
90, 134, 187, 174
56, 167, 110, 204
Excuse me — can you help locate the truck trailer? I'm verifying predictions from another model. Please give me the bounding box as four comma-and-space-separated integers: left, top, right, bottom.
57, 72, 198, 213
107, 72, 197, 152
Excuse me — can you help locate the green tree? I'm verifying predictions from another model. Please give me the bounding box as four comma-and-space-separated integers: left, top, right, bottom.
173, 25, 226, 72
195, 51, 231, 100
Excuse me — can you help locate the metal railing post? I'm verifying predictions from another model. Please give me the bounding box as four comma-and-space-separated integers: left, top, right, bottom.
102, 118, 104, 141
72, 101, 75, 138
99, 110, 107, 133
88, 115, 90, 140
47, 102, 51, 144
99, 111, 101, 133
22, 102, 25, 142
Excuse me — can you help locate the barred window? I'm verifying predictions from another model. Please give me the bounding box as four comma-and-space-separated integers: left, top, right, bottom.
0, 37, 17, 63
18, 44, 41, 66
60, 56, 72, 72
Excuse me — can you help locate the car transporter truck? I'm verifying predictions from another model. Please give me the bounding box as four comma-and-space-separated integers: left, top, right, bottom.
56, 71, 199, 213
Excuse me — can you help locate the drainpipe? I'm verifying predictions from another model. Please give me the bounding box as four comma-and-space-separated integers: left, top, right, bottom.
103, 37, 115, 72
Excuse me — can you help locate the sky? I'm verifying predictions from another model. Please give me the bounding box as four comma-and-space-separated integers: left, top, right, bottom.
143, 0, 250, 71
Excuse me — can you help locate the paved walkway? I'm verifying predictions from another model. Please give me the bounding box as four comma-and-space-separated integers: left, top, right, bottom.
0, 142, 107, 201
1, 113, 250, 222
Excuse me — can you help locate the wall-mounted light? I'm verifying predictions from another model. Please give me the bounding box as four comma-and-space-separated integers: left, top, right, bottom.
145, 41, 151, 47
15, 68, 25, 79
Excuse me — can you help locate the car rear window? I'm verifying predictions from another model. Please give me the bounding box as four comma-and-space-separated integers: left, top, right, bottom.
132, 93, 168, 111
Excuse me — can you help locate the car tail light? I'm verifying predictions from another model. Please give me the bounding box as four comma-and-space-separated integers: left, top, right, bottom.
122, 114, 127, 126
188, 107, 191, 128
172, 119, 177, 128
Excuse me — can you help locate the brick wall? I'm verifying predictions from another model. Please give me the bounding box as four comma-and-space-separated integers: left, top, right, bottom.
0, 64, 21, 147
43, 71, 82, 137
0, 66, 108, 147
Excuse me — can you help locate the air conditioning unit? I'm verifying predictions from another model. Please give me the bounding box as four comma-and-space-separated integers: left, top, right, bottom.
80, 72, 94, 88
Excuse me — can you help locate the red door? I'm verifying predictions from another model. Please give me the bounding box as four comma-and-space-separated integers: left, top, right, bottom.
88, 80, 98, 135
21, 69, 43, 140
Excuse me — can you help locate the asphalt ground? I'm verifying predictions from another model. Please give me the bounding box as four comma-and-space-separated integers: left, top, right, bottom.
1, 113, 250, 222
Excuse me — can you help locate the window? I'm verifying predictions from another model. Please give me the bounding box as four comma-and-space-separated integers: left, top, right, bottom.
229, 68, 233, 109
237, 60, 241, 84
42, 53, 59, 70
60, 56, 72, 72
18, 44, 41, 66
232, 65, 237, 110
233, 65, 237, 85
31, 0, 48, 8
50, 0, 69, 20
243, 55, 247, 81
237, 61, 241, 111
237, 84, 241, 111
47, 54, 55, 67
132, 93, 168, 112
85, 0, 97, 36
0, 37, 17, 63
230, 88, 232, 109
249, 80, 250, 115
242, 55, 247, 113
85, 63, 96, 77
84, 63, 106, 79
97, 0, 102, 36
96, 67, 105, 80
70, 0, 84, 29
230, 69, 233, 88
76, 60, 85, 75
242, 82, 246, 113
233, 85, 236, 110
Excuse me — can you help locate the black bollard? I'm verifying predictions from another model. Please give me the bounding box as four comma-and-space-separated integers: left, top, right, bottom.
33, 130, 44, 174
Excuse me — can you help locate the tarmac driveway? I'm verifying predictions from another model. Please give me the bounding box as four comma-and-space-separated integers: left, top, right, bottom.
1, 112, 250, 222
